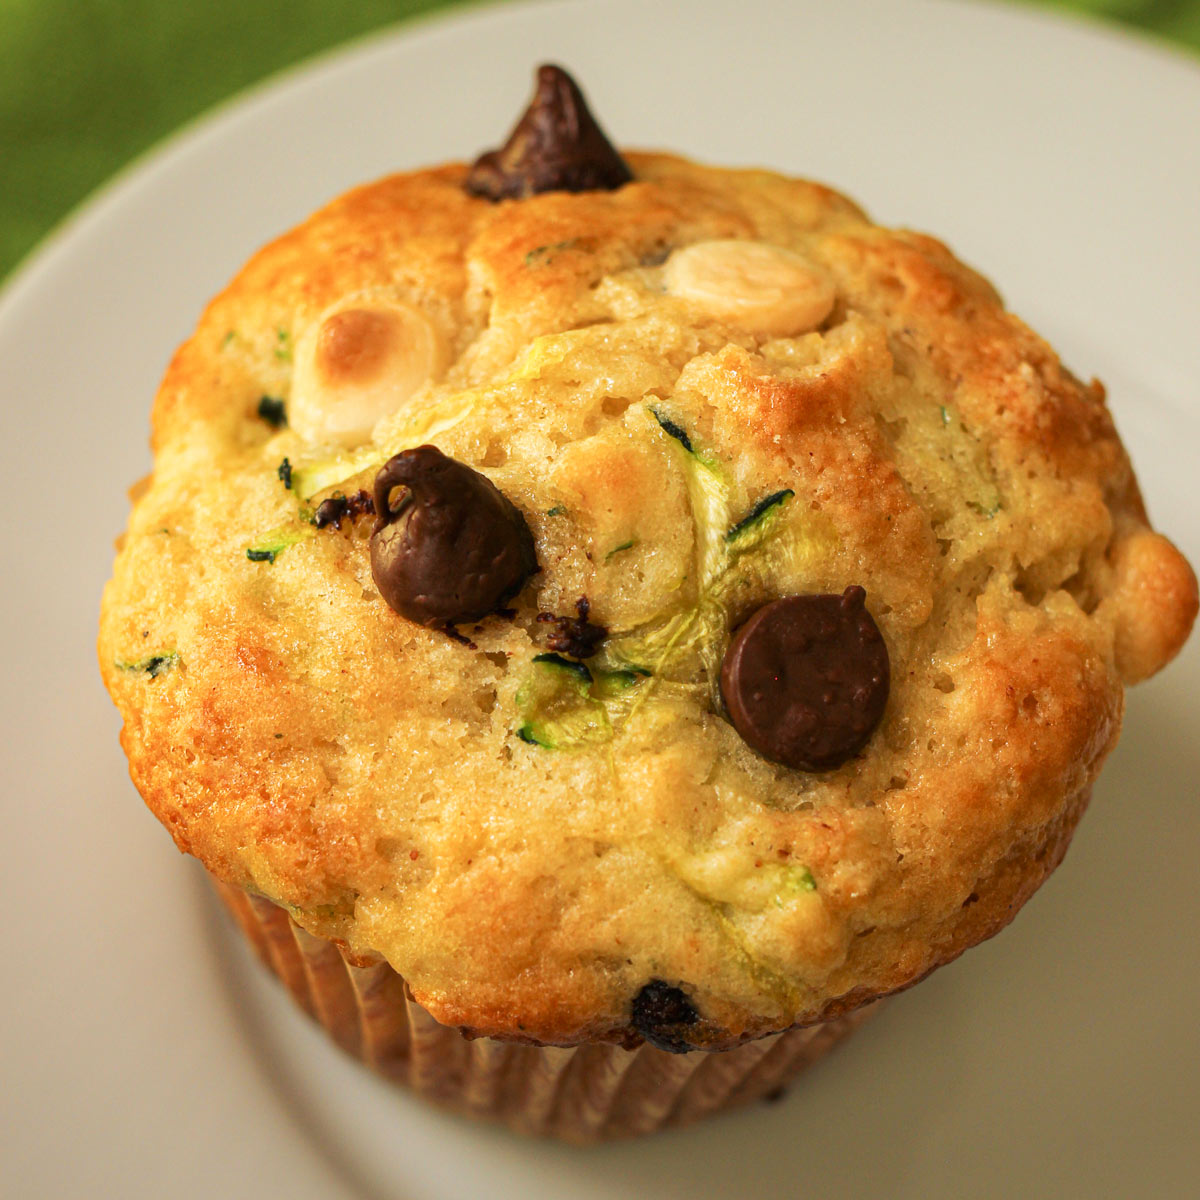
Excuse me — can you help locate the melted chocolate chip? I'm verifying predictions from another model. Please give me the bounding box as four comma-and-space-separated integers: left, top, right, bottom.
464, 64, 633, 201
631, 980, 700, 1054
719, 587, 890, 772
314, 489, 375, 530
443, 625, 479, 651
536, 596, 607, 659
370, 446, 537, 626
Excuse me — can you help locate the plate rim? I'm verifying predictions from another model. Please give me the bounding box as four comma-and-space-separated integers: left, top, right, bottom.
3, 2, 1198, 1198
3, 0, 1199, 319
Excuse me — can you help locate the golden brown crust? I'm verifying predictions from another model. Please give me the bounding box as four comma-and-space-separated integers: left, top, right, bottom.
99, 153, 1195, 1047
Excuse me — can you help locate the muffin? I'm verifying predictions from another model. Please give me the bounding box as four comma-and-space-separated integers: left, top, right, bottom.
99, 65, 1197, 1141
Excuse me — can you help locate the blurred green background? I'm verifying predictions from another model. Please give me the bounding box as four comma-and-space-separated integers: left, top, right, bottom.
1, 0, 1197, 283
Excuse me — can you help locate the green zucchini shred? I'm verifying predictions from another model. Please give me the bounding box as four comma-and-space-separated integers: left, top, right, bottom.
245, 524, 314, 564
602, 412, 734, 682
255, 392, 477, 565
933, 404, 1003, 519
650, 406, 697, 454
774, 866, 817, 904
286, 391, 480, 501
531, 653, 593, 683
524, 409, 834, 743
515, 709, 610, 749
288, 444, 382, 501
603, 412, 836, 698
660, 858, 805, 1010
591, 666, 650, 698
515, 655, 650, 750
711, 907, 803, 1009
606, 595, 726, 684
649, 405, 722, 470
648, 407, 729, 588
523, 239, 579, 266
116, 651, 179, 679
726, 489, 795, 545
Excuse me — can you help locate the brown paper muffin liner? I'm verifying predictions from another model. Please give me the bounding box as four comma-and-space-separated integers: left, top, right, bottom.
213, 877, 878, 1142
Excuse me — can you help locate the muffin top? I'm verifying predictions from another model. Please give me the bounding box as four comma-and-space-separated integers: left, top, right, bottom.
99, 67, 1196, 1050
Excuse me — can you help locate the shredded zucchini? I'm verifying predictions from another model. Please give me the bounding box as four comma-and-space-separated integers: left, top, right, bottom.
936, 404, 1003, 519
288, 443, 384, 502
514, 654, 650, 750
650, 405, 729, 586
115, 651, 178, 679
515, 655, 610, 749
658, 852, 809, 1009
603, 408, 833, 693
773, 865, 817, 905
288, 390, 482, 500
245, 524, 314, 564
726, 489, 794, 547
590, 665, 650, 698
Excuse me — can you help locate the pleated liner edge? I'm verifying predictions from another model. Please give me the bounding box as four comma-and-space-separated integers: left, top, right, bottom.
214, 877, 879, 1143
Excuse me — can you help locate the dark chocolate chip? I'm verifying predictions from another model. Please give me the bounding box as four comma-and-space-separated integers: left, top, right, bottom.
631, 980, 700, 1054
719, 587, 890, 772
370, 445, 537, 626
314, 489, 375, 530
536, 596, 607, 659
464, 64, 633, 201
314, 496, 346, 529
277, 457, 293, 489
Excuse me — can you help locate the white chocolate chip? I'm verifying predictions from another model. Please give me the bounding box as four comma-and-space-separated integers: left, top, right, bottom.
288, 299, 445, 445
663, 240, 835, 337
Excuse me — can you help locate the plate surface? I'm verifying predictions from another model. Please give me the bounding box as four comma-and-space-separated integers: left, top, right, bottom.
2, 1, 1197, 1197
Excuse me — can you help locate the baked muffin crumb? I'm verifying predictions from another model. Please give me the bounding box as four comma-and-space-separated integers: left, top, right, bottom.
100, 142, 1196, 1048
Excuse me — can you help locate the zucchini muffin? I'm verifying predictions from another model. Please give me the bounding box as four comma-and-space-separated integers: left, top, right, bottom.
99, 66, 1197, 1140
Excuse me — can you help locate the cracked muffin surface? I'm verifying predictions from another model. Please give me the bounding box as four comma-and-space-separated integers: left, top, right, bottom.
99, 150, 1197, 1049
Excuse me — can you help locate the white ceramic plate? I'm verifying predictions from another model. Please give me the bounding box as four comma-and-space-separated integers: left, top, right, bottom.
2, 1, 1197, 1196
